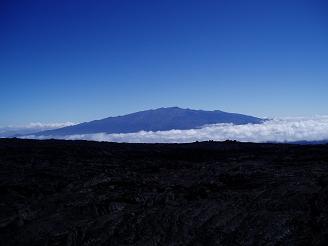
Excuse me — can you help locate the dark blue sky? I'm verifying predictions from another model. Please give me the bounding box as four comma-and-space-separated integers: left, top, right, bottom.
1, 0, 327, 125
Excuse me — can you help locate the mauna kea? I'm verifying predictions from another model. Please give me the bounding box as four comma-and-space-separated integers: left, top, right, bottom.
34, 107, 264, 136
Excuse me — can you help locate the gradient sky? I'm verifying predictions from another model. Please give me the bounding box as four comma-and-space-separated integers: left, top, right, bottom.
1, 0, 328, 125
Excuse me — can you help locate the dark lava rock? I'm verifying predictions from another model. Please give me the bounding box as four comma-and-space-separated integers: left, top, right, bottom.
1, 139, 328, 245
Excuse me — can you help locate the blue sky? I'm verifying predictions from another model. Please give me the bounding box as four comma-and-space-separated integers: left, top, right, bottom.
1, 0, 328, 125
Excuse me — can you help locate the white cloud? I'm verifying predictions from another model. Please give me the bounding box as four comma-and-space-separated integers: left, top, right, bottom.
23, 122, 76, 129
1, 122, 75, 130
21, 116, 328, 143
0, 122, 76, 138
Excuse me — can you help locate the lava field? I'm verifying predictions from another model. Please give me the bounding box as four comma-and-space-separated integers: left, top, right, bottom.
1, 139, 328, 245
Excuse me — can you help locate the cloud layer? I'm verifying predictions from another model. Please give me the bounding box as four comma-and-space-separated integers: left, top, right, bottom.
22, 116, 328, 143
0, 122, 76, 138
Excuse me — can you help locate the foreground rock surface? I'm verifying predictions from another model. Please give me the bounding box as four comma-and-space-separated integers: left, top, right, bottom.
1, 139, 328, 245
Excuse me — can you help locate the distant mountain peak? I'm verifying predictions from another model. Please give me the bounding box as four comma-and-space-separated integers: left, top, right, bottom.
34, 107, 264, 136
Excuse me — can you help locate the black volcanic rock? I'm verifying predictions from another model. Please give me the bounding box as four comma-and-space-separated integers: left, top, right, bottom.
35, 107, 264, 136
1, 139, 328, 245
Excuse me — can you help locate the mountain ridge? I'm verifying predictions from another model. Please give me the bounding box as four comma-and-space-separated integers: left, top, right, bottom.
33, 107, 264, 136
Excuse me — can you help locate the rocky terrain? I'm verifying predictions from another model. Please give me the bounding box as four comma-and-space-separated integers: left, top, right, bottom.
1, 139, 328, 245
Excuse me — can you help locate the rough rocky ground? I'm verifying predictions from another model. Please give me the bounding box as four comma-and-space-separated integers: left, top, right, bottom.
1, 139, 328, 245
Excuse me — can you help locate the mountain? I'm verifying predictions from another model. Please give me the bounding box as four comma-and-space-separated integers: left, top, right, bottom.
34, 107, 264, 136
289, 140, 328, 145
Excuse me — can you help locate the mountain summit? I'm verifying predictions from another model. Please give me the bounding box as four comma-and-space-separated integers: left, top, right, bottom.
35, 107, 264, 136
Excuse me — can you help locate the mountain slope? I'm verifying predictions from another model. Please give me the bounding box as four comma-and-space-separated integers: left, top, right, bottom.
35, 107, 264, 136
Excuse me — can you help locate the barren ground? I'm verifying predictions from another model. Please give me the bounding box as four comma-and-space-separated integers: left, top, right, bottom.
1, 139, 328, 245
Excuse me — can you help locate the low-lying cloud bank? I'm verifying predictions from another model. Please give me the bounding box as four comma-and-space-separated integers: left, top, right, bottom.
0, 122, 76, 138
21, 116, 328, 143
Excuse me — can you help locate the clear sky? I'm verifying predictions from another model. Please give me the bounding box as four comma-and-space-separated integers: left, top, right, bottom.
1, 0, 327, 125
